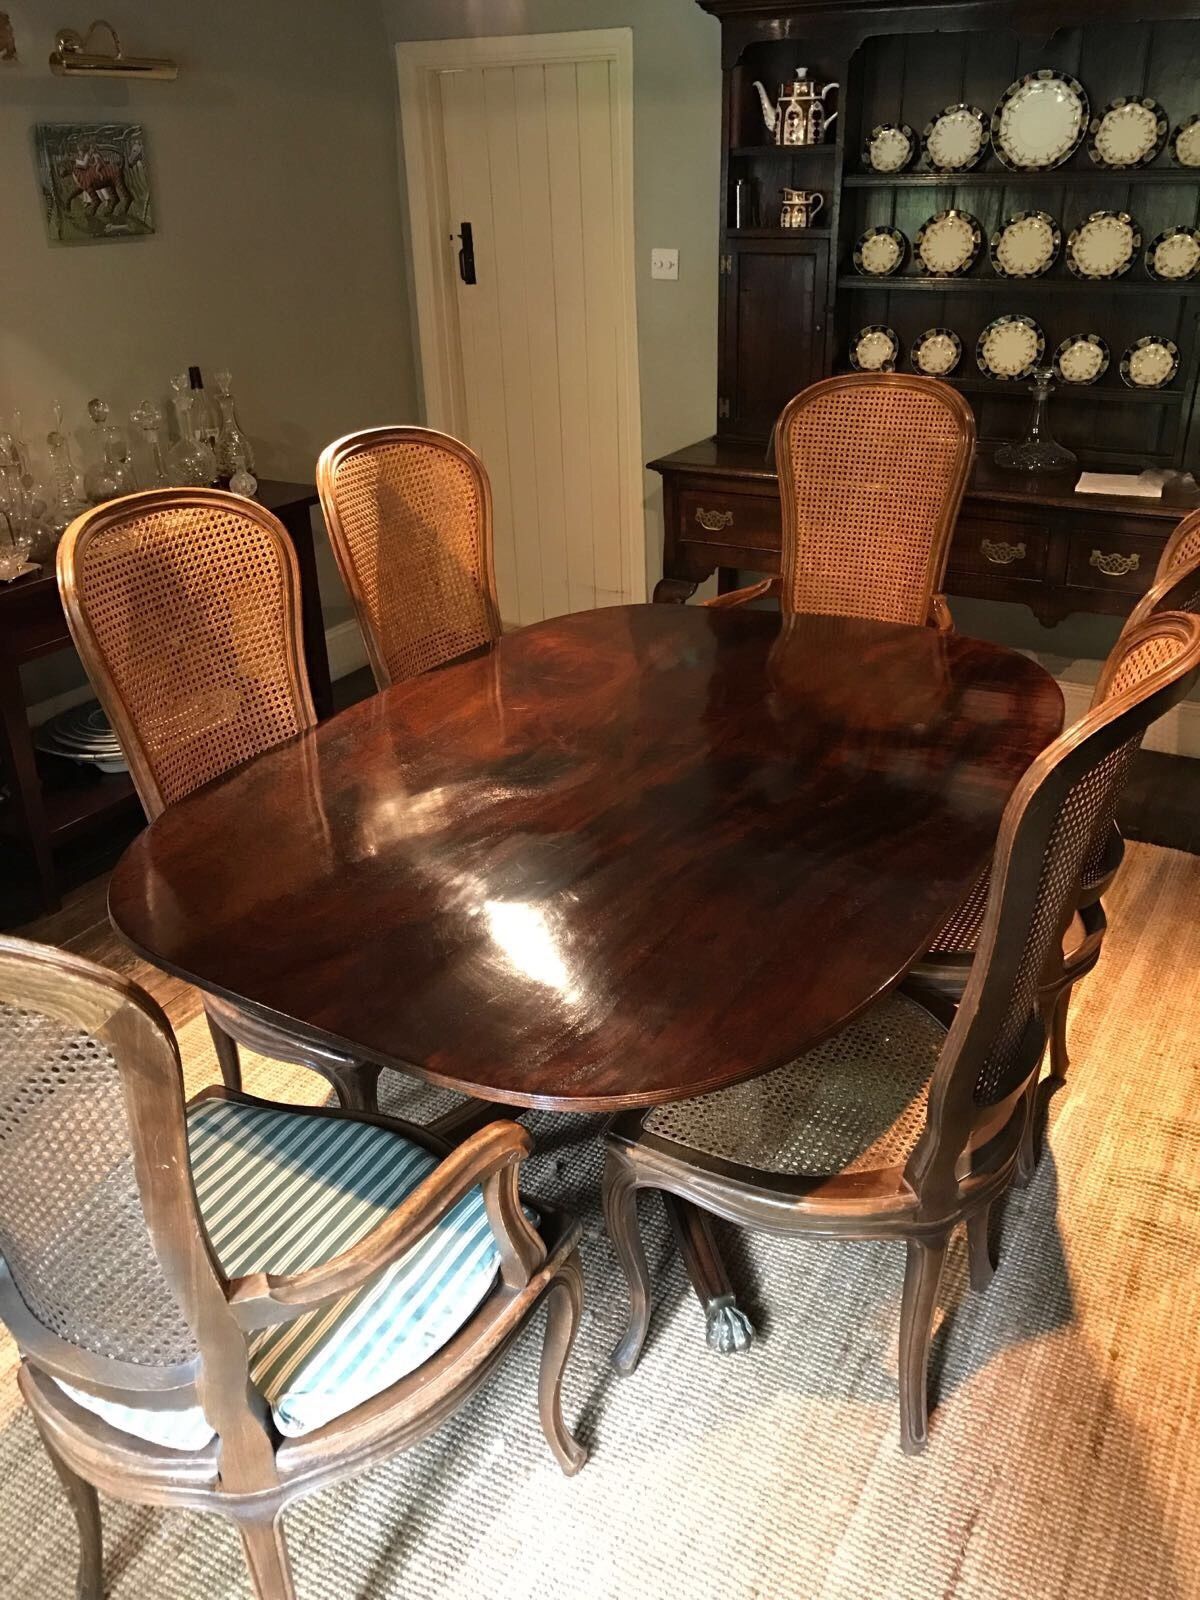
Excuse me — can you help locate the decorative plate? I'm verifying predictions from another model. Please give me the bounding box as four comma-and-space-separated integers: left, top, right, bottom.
911, 328, 963, 377
914, 209, 983, 275
1066, 210, 1141, 279
1121, 336, 1180, 389
1146, 226, 1200, 282
921, 104, 990, 171
849, 325, 900, 372
1171, 114, 1200, 167
989, 211, 1061, 278
1053, 333, 1110, 386
863, 123, 917, 173
992, 70, 1089, 172
976, 314, 1045, 380
1088, 96, 1169, 168
853, 225, 907, 277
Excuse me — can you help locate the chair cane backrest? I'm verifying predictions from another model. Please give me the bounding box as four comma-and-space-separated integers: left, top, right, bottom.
57, 490, 316, 820
773, 375, 975, 627
0, 938, 212, 1382
908, 613, 1200, 1203
1123, 543, 1200, 638
1155, 508, 1200, 582
317, 426, 502, 690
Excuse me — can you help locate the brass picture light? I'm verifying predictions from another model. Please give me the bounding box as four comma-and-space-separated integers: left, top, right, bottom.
49, 19, 177, 79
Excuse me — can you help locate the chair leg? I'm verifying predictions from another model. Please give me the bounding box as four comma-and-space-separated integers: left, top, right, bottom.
966, 1205, 994, 1292
602, 1148, 653, 1376
1047, 982, 1073, 1082
538, 1252, 588, 1476
898, 1234, 948, 1455
206, 1013, 243, 1093
1014, 1077, 1040, 1188
232, 1505, 297, 1600
31, 1416, 103, 1600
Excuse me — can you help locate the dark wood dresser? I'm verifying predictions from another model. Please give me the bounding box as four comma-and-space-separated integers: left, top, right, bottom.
655, 0, 1200, 622
652, 440, 1200, 625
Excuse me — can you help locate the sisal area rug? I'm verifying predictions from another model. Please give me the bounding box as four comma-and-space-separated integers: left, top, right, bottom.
2, 842, 1199, 1600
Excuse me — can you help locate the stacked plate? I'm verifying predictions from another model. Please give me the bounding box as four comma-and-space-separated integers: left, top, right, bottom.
35, 701, 128, 775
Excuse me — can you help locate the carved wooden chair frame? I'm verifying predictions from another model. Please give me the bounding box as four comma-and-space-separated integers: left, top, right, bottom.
316, 425, 503, 691
1155, 506, 1200, 580
603, 612, 1200, 1453
0, 935, 586, 1600
708, 374, 975, 631
55, 490, 402, 1115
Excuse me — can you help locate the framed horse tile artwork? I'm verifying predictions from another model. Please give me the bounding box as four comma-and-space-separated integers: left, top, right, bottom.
35, 123, 155, 243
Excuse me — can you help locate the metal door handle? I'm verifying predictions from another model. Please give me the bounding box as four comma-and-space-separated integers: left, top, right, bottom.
1089, 549, 1140, 578
458, 221, 477, 286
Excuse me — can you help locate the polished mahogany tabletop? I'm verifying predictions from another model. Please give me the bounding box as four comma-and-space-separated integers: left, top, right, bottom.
109, 605, 1063, 1111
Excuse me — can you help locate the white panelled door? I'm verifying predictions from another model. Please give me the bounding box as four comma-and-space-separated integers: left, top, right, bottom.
405, 38, 641, 628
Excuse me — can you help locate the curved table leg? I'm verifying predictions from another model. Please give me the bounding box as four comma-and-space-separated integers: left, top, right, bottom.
662, 1193, 754, 1355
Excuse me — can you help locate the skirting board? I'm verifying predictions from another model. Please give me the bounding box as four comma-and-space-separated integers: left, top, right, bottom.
23, 622, 1200, 757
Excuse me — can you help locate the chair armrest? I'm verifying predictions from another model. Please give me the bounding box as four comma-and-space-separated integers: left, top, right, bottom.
928, 595, 960, 630
928, 593, 954, 632
226, 1119, 544, 1329
703, 578, 778, 610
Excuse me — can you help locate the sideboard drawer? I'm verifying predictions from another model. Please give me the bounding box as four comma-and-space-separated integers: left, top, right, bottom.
948, 517, 1049, 585
678, 489, 782, 554
1065, 530, 1162, 597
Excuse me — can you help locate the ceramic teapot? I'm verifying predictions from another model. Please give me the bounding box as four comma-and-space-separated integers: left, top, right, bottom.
753, 68, 838, 146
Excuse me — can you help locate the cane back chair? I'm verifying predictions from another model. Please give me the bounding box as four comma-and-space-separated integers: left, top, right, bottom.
56, 489, 393, 1113
917, 541, 1200, 1081
604, 611, 1200, 1453
316, 426, 502, 691
0, 936, 586, 1600
708, 375, 975, 628
1155, 506, 1200, 580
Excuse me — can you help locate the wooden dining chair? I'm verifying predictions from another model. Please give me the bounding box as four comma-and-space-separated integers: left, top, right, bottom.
918, 542, 1200, 1085
1155, 506, 1200, 581
603, 610, 1200, 1453
56, 488, 382, 1112
709, 374, 975, 628
0, 935, 586, 1600
316, 426, 502, 690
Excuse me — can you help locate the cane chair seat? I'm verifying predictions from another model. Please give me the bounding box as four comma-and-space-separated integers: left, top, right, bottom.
643, 993, 944, 1178
58, 1094, 518, 1449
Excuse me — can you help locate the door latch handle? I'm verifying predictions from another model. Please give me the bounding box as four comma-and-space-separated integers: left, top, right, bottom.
457, 221, 477, 286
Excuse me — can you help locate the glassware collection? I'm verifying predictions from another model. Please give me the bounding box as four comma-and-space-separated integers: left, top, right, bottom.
0, 366, 258, 581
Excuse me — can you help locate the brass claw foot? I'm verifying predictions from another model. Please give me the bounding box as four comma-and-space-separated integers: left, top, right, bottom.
704, 1294, 754, 1354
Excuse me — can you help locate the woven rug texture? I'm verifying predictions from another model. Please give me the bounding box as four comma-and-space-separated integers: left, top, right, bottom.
0, 841, 1198, 1600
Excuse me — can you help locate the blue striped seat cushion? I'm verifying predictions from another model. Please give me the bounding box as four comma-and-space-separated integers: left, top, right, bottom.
59, 1097, 511, 1448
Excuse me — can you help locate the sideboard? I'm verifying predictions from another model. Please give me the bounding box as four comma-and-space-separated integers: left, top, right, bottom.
651, 441, 1200, 623
654, 0, 1200, 621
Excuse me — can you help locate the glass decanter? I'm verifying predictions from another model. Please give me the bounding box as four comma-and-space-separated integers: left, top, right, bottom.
0, 431, 53, 560
212, 369, 256, 479
45, 403, 88, 532
130, 400, 170, 488
83, 397, 136, 504
995, 367, 1078, 473
166, 371, 218, 486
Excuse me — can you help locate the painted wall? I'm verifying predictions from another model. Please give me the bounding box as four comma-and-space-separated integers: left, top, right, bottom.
1, 0, 415, 688
380, 0, 723, 597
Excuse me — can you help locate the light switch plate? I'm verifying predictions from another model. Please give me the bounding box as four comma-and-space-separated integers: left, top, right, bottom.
650, 248, 679, 281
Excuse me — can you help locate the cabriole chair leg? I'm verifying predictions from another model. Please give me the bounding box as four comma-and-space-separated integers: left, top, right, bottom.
602, 1149, 653, 1375
233, 1506, 298, 1600
898, 1233, 948, 1455
1047, 983, 1073, 1081
538, 1252, 589, 1476
32, 1417, 103, 1600
966, 1206, 994, 1292
1015, 1080, 1039, 1188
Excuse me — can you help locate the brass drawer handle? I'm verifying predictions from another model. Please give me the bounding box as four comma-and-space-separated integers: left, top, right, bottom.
695, 507, 734, 532
980, 538, 1026, 566
1090, 549, 1141, 578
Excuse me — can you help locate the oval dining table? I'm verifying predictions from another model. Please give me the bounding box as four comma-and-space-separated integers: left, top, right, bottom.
109, 603, 1064, 1348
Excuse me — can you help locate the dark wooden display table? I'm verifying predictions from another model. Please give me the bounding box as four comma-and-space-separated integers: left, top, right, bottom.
0, 481, 332, 911
109, 604, 1062, 1111
650, 440, 1200, 626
